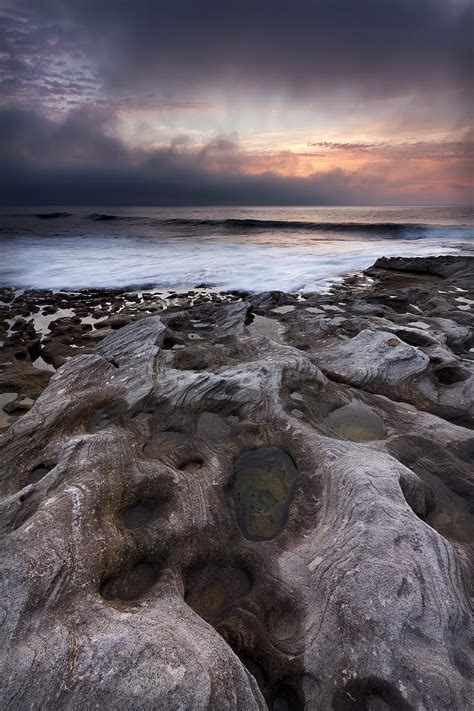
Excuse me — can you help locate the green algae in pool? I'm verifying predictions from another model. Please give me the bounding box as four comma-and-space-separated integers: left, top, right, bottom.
232, 447, 298, 541
326, 401, 385, 442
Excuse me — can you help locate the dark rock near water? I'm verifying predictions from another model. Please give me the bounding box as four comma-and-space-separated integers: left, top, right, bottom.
0, 255, 473, 709
372, 254, 474, 279
250, 290, 298, 312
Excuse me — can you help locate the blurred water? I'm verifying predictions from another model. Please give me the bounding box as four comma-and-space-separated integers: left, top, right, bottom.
0, 205, 472, 291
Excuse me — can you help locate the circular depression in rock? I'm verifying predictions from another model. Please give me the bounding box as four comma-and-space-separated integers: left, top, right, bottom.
272, 685, 303, 711
326, 402, 385, 442
185, 563, 252, 624
232, 447, 298, 541
25, 464, 54, 486
121, 503, 154, 529
435, 364, 470, 385
100, 563, 157, 603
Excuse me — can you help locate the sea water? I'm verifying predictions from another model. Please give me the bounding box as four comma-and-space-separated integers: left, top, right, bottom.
0, 205, 472, 292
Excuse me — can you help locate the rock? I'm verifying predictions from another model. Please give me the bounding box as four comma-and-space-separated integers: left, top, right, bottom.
372, 255, 474, 280
314, 328, 474, 425
317, 327, 430, 385
0, 291, 473, 709
250, 291, 298, 312
0, 363, 52, 400
3, 397, 34, 415
34, 212, 72, 219
0, 256, 473, 709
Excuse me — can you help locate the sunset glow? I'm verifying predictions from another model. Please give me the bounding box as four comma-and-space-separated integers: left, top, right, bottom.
1, 0, 472, 204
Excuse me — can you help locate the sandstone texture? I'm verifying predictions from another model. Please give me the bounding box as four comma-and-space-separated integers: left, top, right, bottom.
0, 256, 473, 709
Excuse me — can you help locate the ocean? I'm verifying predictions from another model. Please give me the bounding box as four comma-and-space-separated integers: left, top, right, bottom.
1, 206, 472, 293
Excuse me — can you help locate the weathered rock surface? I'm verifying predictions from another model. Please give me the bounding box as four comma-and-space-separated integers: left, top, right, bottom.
0, 256, 473, 709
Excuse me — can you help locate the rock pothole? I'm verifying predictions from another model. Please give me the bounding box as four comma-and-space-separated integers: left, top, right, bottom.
399, 471, 435, 521
434, 364, 470, 386
161, 334, 183, 350
25, 463, 54, 486
272, 684, 304, 711
185, 563, 252, 624
326, 401, 385, 442
232, 447, 298, 541
100, 562, 158, 603
178, 454, 204, 472
121, 502, 156, 530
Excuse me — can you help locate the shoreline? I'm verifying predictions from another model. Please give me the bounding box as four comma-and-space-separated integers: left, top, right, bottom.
1, 253, 472, 430
1, 252, 473, 709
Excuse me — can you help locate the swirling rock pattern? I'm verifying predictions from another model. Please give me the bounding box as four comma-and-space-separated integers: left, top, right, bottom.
0, 256, 473, 709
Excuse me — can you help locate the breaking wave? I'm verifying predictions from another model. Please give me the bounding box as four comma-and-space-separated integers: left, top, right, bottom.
1, 205, 471, 291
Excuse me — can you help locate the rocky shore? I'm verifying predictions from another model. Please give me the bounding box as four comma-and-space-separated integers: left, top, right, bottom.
1, 255, 473, 709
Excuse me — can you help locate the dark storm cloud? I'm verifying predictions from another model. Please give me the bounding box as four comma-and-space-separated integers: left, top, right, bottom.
1, 1, 471, 205
0, 107, 335, 204
1, 107, 470, 205
0, 156, 400, 206
0, 106, 129, 166
2, 0, 472, 106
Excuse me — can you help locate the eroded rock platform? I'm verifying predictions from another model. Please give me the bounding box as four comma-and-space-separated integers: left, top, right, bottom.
1, 256, 473, 709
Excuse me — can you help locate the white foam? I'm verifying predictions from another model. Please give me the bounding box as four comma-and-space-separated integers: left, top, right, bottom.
0, 233, 461, 293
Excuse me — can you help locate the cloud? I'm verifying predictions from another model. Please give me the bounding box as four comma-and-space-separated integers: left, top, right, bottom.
1, 0, 472, 113
0, 106, 128, 165
1, 106, 471, 205
307, 140, 474, 161
1, 0, 471, 206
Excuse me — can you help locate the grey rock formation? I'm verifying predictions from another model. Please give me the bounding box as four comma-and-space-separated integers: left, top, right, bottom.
1, 257, 473, 709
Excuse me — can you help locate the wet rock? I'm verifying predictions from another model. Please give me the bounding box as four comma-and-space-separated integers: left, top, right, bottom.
312, 327, 474, 425
372, 254, 474, 280
250, 291, 298, 312
0, 363, 52, 400
232, 448, 298, 541
3, 397, 34, 416
0, 257, 473, 710
247, 314, 286, 343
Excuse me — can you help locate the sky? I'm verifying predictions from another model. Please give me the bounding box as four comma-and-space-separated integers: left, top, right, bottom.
0, 0, 472, 205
